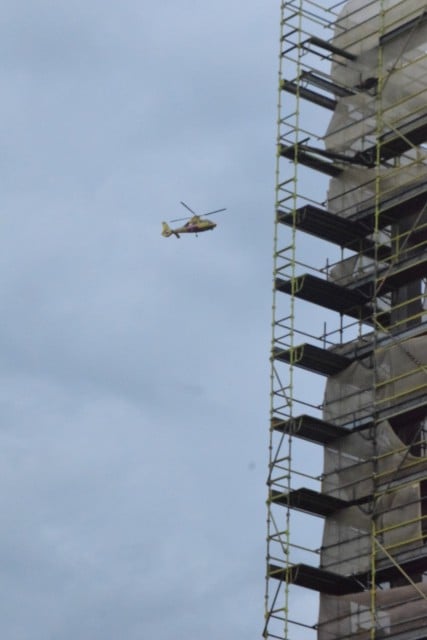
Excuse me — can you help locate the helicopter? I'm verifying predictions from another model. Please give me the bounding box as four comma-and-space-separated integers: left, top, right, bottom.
161, 201, 227, 238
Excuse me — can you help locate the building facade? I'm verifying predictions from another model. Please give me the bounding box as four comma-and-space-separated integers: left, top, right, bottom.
265, 2, 427, 639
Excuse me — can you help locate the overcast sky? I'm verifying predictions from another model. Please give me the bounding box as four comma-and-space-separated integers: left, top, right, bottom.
0, 2, 285, 638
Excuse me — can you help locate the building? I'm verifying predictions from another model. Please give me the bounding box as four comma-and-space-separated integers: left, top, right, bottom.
265, 2, 427, 639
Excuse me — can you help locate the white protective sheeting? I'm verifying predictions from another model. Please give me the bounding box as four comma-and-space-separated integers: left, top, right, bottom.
325, 0, 427, 215
323, 335, 427, 427
315, 1, 427, 634
320, 334, 427, 575
318, 582, 427, 640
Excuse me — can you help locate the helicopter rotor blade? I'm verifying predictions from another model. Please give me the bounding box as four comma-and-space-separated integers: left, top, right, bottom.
169, 204, 227, 223
180, 201, 197, 215
170, 216, 191, 223
203, 208, 227, 216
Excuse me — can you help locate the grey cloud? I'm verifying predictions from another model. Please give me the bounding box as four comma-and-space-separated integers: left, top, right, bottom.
0, 1, 282, 638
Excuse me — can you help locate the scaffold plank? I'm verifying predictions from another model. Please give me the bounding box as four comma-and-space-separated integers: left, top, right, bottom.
275, 274, 383, 324
271, 414, 354, 444
380, 391, 427, 427
300, 70, 355, 98
277, 205, 391, 259
351, 178, 427, 230
273, 344, 352, 376
349, 252, 427, 296
360, 548, 427, 585
380, 10, 427, 45
270, 550, 427, 596
355, 112, 427, 166
275, 257, 427, 324
270, 488, 350, 517
279, 144, 343, 177
281, 80, 337, 110
278, 204, 366, 245
328, 320, 427, 371
268, 563, 364, 595
303, 36, 357, 61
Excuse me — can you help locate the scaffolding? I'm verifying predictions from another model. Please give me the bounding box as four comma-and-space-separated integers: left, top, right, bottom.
265, 2, 427, 640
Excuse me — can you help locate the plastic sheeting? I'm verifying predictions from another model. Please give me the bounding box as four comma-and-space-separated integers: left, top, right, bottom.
325, 0, 427, 215
320, 470, 423, 573
320, 411, 425, 574
318, 582, 427, 640
323, 334, 427, 427
316, 1, 427, 636
319, 335, 427, 575
322, 419, 427, 501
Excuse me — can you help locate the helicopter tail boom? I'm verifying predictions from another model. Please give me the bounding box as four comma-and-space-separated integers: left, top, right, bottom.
161, 222, 180, 238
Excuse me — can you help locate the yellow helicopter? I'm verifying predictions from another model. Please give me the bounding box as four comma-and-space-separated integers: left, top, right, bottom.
162, 201, 227, 239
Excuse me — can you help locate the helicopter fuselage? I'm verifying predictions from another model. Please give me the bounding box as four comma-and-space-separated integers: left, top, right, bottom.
180, 216, 216, 233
